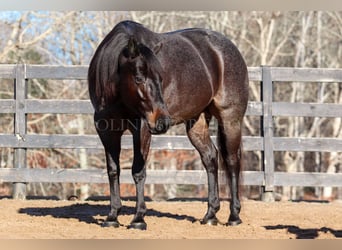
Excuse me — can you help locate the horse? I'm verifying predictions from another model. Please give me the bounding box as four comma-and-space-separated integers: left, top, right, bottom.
88, 20, 249, 230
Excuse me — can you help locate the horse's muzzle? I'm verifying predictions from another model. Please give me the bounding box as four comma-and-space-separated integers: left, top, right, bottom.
149, 116, 171, 135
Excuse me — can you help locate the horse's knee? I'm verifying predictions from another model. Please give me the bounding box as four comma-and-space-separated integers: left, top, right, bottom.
132, 169, 146, 183
108, 169, 120, 179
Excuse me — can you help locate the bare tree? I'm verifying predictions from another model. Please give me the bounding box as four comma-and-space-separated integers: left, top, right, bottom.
0, 11, 341, 200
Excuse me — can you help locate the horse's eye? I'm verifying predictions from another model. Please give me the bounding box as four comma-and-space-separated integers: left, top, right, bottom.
135, 76, 145, 84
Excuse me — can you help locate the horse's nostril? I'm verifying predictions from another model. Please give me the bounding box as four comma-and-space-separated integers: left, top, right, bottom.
154, 117, 171, 134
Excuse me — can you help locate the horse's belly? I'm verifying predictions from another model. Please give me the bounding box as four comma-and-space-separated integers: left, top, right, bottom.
163, 86, 212, 124
161, 68, 213, 123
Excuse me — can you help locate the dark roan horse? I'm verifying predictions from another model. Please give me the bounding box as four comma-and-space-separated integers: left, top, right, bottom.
88, 20, 249, 230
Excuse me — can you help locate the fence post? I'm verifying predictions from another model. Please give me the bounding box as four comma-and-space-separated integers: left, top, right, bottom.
13, 64, 27, 199
261, 66, 275, 202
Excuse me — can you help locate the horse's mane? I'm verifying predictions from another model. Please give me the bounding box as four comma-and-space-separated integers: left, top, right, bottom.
88, 21, 145, 111
137, 43, 164, 83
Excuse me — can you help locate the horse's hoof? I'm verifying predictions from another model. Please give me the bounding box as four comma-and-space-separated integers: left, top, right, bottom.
102, 220, 120, 228
128, 221, 147, 230
227, 218, 242, 226
200, 217, 218, 226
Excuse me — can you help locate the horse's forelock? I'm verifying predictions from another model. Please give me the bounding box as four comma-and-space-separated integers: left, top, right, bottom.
138, 44, 164, 80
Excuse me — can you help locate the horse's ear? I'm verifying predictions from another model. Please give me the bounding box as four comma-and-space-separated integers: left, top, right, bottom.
153, 42, 163, 55
127, 37, 139, 59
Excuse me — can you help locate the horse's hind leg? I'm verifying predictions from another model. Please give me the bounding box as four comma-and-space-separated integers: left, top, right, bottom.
186, 113, 220, 225
216, 112, 243, 226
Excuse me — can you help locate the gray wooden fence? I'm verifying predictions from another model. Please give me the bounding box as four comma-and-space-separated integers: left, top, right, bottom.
0, 64, 341, 200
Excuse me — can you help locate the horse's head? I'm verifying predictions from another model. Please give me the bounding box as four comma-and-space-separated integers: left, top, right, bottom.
118, 37, 170, 134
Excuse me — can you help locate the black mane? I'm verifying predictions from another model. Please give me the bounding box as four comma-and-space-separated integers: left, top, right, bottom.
88, 21, 159, 111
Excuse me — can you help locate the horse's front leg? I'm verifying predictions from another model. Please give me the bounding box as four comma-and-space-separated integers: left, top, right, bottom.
95, 114, 124, 228
128, 120, 151, 230
103, 146, 122, 228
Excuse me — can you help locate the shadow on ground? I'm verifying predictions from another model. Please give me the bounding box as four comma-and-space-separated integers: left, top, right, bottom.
18, 202, 197, 226
264, 224, 342, 239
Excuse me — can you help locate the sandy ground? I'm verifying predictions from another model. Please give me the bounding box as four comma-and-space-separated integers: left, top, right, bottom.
0, 198, 341, 239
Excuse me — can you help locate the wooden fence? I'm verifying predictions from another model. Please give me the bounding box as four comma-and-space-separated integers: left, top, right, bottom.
0, 64, 341, 200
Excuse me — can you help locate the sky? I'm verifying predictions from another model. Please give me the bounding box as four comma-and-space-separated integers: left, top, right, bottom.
0, 11, 97, 64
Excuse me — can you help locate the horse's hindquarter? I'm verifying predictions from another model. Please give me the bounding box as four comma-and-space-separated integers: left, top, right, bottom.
157, 30, 219, 121
211, 34, 249, 115
157, 29, 248, 122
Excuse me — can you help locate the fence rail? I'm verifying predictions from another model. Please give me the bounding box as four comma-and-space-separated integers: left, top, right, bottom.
0, 64, 341, 199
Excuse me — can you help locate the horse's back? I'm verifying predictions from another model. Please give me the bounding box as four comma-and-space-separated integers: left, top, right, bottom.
159, 28, 248, 118
161, 27, 248, 90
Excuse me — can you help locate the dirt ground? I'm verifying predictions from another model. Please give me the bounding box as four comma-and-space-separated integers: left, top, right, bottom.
0, 197, 341, 239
